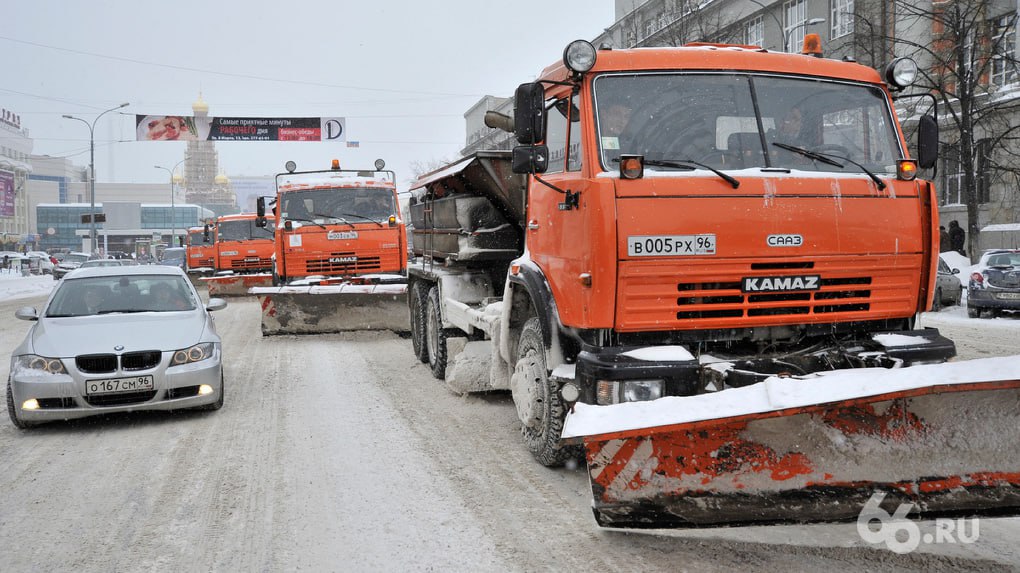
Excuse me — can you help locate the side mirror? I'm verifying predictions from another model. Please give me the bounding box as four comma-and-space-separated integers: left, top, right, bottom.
952, 268, 960, 275
15, 307, 38, 321
514, 82, 546, 145
256, 197, 266, 218
206, 298, 228, 312
917, 115, 938, 170
203, 224, 211, 243
512, 145, 549, 174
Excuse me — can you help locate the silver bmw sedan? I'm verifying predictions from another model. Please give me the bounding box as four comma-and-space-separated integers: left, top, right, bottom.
7, 265, 226, 428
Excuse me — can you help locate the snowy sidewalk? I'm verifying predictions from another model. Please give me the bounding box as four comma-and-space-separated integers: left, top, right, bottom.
0, 269, 57, 302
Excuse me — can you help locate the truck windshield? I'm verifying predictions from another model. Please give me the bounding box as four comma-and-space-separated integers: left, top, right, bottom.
593, 73, 901, 175
280, 188, 396, 223
217, 219, 275, 242
187, 231, 207, 246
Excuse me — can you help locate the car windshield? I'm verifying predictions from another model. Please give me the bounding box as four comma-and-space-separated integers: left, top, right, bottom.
593, 73, 902, 175
217, 219, 274, 241
64, 254, 89, 264
81, 260, 121, 267
279, 187, 396, 223
46, 275, 198, 317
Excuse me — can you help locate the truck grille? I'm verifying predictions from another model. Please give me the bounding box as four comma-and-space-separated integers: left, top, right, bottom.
617, 256, 919, 332
306, 251, 382, 274
676, 277, 872, 319
193, 257, 214, 267
229, 257, 272, 270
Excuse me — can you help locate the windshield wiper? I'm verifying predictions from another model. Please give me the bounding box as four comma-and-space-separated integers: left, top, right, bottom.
310, 212, 354, 227
772, 143, 886, 190
334, 212, 385, 227
97, 309, 149, 315
614, 157, 740, 188
286, 217, 328, 230
772, 142, 844, 168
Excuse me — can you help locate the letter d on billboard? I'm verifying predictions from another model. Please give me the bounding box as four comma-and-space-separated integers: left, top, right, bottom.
322, 117, 346, 141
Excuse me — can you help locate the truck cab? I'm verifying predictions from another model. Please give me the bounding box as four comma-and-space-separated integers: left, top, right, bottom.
260, 160, 406, 285
186, 226, 215, 272
213, 213, 276, 274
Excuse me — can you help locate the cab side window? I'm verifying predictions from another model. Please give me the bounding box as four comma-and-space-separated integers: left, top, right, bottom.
545, 94, 583, 173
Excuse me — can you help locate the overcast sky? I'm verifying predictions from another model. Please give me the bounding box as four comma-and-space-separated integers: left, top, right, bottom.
5, 0, 614, 192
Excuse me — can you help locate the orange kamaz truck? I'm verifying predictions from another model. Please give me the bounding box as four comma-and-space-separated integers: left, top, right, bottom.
407, 39, 1020, 529
185, 226, 215, 273
197, 213, 278, 296
252, 159, 408, 334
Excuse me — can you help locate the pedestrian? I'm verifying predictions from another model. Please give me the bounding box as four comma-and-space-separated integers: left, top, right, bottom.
2, 254, 8, 271
939, 225, 950, 253
948, 220, 966, 256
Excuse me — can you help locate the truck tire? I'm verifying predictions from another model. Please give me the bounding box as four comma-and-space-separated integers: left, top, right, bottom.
512, 317, 577, 467
409, 281, 430, 363
426, 286, 448, 379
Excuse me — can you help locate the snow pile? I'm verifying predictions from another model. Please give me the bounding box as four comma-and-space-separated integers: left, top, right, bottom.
0, 270, 56, 302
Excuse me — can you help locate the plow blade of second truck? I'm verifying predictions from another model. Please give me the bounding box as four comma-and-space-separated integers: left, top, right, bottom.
199, 273, 274, 297
253, 284, 409, 335
563, 356, 1020, 529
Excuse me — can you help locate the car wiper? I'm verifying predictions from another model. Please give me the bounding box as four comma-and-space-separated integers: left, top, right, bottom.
97, 309, 149, 315
614, 157, 740, 188
772, 142, 845, 168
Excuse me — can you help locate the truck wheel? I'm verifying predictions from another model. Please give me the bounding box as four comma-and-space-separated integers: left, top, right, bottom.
426, 286, 448, 379
512, 317, 576, 467
932, 288, 943, 311
409, 281, 430, 363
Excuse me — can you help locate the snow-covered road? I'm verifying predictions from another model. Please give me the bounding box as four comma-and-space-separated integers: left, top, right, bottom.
1, 275, 1018, 571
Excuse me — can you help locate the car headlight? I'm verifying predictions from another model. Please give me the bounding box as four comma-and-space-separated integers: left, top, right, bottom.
596, 379, 664, 405
170, 343, 216, 366
14, 355, 68, 375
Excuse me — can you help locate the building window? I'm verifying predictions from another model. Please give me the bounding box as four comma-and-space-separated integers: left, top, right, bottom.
745, 16, 764, 47
941, 141, 991, 205
784, 0, 807, 52
831, 0, 854, 39
991, 13, 1018, 88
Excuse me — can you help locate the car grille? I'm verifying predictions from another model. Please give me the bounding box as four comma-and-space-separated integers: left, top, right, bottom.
85, 390, 157, 407
121, 351, 161, 371
76, 354, 117, 374
77, 351, 161, 373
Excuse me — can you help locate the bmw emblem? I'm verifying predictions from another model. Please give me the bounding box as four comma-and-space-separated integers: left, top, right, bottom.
114, 345, 125, 351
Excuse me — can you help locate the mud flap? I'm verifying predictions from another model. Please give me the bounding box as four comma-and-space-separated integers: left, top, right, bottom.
563, 356, 1020, 528
200, 274, 274, 297
254, 284, 409, 335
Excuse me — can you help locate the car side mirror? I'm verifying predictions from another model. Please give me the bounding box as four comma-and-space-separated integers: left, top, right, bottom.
952, 268, 959, 275
15, 307, 38, 321
206, 298, 228, 312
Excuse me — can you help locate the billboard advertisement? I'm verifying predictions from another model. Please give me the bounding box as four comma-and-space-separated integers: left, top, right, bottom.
135, 115, 345, 142
1, 169, 14, 217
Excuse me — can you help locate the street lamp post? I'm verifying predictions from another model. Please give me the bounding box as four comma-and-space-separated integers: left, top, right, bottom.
62, 102, 129, 255
155, 159, 186, 248
785, 17, 826, 53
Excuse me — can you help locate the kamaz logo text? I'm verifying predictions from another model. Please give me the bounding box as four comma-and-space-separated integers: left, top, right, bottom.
742, 275, 820, 292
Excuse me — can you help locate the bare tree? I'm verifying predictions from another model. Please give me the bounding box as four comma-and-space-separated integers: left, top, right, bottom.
881, 0, 1020, 259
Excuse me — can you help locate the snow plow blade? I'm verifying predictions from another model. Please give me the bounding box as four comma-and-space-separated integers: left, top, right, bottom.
253, 283, 409, 335
563, 356, 1020, 529
200, 273, 274, 297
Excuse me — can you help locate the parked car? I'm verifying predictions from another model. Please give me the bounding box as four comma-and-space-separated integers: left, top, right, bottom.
26, 251, 55, 275
967, 249, 1020, 318
932, 254, 963, 311
53, 252, 91, 280
78, 259, 125, 270
6, 265, 227, 428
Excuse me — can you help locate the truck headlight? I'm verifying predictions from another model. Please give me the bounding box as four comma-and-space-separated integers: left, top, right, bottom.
596, 379, 664, 405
